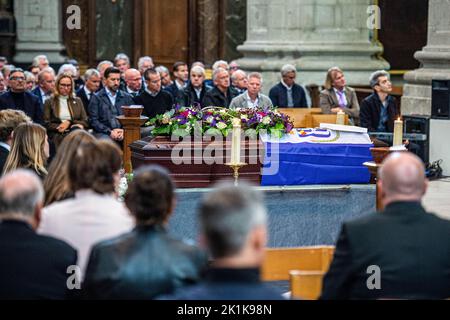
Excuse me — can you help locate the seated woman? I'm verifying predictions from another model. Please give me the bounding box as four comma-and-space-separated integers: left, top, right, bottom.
83, 165, 207, 300
43, 130, 96, 206
38, 140, 134, 279
3, 123, 49, 179
320, 67, 360, 126
44, 73, 88, 148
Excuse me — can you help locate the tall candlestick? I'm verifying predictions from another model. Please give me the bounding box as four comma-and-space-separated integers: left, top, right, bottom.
231, 118, 241, 164
393, 117, 403, 147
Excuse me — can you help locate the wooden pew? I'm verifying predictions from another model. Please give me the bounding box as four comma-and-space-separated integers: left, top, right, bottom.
290, 270, 326, 300
309, 114, 349, 127
277, 108, 322, 128
261, 246, 335, 281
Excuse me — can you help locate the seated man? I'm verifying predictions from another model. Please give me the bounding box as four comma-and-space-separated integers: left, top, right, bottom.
269, 64, 308, 108
183, 65, 211, 108
0, 68, 43, 124
88, 67, 134, 142
202, 68, 237, 108
229, 72, 273, 110
123, 68, 142, 97
134, 68, 173, 119
83, 165, 207, 299
360, 70, 398, 133
165, 62, 188, 107
320, 67, 360, 125
321, 152, 450, 299
169, 182, 284, 300
230, 69, 248, 95
0, 170, 77, 299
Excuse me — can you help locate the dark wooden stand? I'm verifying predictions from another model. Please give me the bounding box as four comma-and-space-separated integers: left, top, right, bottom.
117, 115, 149, 173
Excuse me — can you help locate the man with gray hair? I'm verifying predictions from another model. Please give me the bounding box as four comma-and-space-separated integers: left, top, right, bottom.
230, 69, 248, 95
229, 72, 273, 110
137, 56, 154, 76
32, 67, 56, 106
321, 152, 450, 300
269, 64, 308, 108
77, 69, 101, 113
169, 183, 284, 300
202, 67, 237, 108
360, 70, 399, 133
32, 55, 50, 70
183, 65, 211, 107
0, 170, 77, 299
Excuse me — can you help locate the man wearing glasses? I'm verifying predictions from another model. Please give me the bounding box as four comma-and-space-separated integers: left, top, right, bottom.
0, 69, 43, 124
269, 64, 309, 108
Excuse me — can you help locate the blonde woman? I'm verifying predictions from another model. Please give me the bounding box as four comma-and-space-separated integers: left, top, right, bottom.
3, 123, 49, 179
320, 67, 360, 125
43, 73, 88, 148
43, 130, 96, 206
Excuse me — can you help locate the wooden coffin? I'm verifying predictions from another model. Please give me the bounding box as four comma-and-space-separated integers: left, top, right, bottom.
130, 136, 264, 188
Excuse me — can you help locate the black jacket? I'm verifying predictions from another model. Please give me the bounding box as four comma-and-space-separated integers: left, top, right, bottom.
202, 86, 237, 108
0, 91, 43, 124
268, 82, 308, 108
0, 220, 77, 300
76, 87, 91, 114
321, 202, 450, 300
184, 82, 212, 108
360, 93, 399, 132
83, 225, 207, 300
0, 144, 9, 174
165, 82, 188, 107
134, 90, 173, 119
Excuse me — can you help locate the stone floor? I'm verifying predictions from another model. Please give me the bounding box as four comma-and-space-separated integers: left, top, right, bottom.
422, 178, 450, 220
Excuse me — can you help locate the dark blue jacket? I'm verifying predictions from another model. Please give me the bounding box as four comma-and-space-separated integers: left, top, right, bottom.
168, 268, 285, 300
0, 91, 43, 124
88, 88, 134, 135
269, 82, 307, 108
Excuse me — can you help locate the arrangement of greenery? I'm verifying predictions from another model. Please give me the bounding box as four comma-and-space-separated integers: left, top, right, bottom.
146, 105, 294, 139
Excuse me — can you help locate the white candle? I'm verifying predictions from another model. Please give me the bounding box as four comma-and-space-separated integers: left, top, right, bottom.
231, 118, 241, 164
393, 117, 403, 147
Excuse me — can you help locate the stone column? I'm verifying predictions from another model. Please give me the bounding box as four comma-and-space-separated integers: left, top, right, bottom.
14, 0, 66, 64
237, 0, 389, 92
402, 0, 450, 115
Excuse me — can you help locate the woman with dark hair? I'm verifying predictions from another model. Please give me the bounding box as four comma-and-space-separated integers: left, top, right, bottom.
43, 73, 88, 148
3, 122, 49, 179
38, 140, 134, 279
43, 130, 96, 206
83, 165, 207, 300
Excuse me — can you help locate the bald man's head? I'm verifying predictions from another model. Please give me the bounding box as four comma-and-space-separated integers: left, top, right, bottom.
0, 169, 44, 217
124, 68, 142, 92
378, 152, 427, 205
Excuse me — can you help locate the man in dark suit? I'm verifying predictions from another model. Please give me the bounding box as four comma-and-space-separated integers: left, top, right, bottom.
169, 183, 284, 300
76, 69, 101, 114
165, 62, 188, 107
321, 152, 450, 300
0, 170, 77, 300
269, 64, 308, 108
360, 70, 399, 132
0, 69, 43, 124
202, 68, 238, 108
31, 68, 55, 107
0, 109, 32, 173
88, 67, 134, 142
183, 65, 211, 108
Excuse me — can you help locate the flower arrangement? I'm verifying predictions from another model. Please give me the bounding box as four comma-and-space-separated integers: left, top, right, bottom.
146, 105, 294, 139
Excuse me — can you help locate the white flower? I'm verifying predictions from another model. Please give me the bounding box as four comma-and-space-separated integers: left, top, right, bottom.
206, 116, 214, 123
262, 116, 271, 125
117, 177, 128, 201
216, 122, 227, 130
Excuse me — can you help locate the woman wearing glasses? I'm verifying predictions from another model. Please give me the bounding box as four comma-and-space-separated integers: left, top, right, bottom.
43, 73, 88, 149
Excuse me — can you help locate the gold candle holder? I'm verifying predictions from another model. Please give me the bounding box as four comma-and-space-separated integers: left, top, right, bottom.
225, 162, 248, 186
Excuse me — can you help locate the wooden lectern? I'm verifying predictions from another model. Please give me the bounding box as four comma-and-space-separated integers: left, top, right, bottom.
117, 115, 149, 173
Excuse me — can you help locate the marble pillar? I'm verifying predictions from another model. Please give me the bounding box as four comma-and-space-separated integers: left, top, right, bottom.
14, 0, 66, 64
402, 0, 450, 116
237, 0, 389, 92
